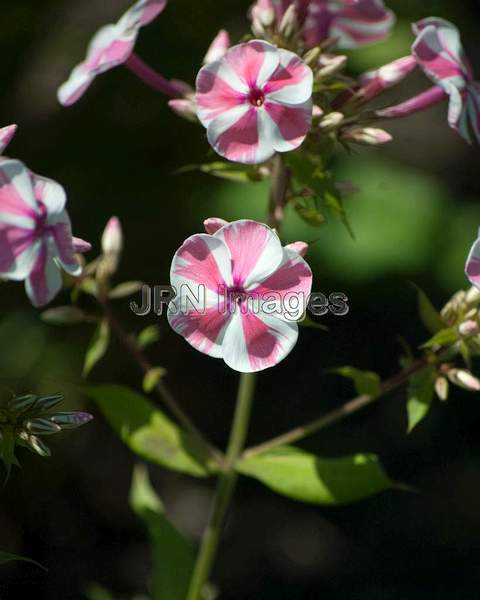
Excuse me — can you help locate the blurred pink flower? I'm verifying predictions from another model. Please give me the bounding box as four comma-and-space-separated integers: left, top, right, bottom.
304, 0, 395, 49
203, 30, 231, 65
168, 219, 312, 372
465, 228, 480, 289
58, 0, 170, 106
379, 19, 480, 144
0, 159, 89, 306
0, 124, 17, 154
196, 40, 313, 164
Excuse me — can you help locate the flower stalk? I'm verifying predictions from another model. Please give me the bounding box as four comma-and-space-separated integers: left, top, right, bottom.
186, 372, 257, 600
124, 53, 183, 98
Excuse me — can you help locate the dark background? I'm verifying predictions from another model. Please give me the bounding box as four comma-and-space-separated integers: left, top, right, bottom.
1, 0, 480, 598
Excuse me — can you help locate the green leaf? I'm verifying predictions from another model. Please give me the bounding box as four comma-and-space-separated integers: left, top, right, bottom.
421, 327, 458, 349
130, 465, 194, 600
0, 428, 19, 481
0, 550, 46, 570
109, 281, 144, 300
411, 283, 444, 335
237, 446, 396, 505
179, 162, 266, 183
41, 306, 88, 325
299, 314, 329, 331
87, 385, 211, 477
137, 325, 161, 349
294, 202, 326, 227
331, 366, 381, 396
406, 366, 436, 433
143, 367, 167, 394
83, 320, 110, 377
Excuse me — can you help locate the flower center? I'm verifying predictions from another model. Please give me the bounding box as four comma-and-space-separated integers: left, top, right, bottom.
228, 287, 248, 304
248, 87, 265, 107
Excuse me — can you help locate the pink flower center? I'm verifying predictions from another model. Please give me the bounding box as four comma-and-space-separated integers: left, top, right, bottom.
248, 87, 265, 107
228, 286, 248, 304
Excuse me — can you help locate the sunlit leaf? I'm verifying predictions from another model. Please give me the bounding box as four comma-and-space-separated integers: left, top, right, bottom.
237, 446, 396, 505
411, 283, 444, 335
331, 366, 381, 396
143, 367, 167, 394
83, 320, 110, 377
137, 325, 161, 349
130, 464, 194, 600
406, 366, 436, 433
178, 162, 266, 183
421, 327, 458, 349
87, 385, 211, 477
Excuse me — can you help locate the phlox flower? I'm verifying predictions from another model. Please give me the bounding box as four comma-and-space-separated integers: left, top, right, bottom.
466, 228, 480, 289
168, 219, 312, 373
196, 40, 313, 164
58, 0, 168, 106
0, 158, 90, 306
379, 18, 480, 144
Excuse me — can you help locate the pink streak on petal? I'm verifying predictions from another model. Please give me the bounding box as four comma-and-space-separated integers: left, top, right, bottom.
250, 252, 312, 300
263, 56, 310, 96
137, 0, 168, 26
212, 108, 260, 164
0, 125, 17, 154
196, 68, 246, 122
225, 41, 269, 87
466, 256, 480, 286
26, 241, 49, 307
264, 101, 311, 146
414, 38, 465, 82
0, 171, 38, 220
169, 306, 230, 357
174, 235, 228, 293
0, 225, 36, 271
221, 220, 271, 287
241, 312, 285, 371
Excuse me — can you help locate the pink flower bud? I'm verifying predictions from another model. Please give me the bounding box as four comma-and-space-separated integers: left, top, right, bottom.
101, 216, 123, 256
359, 56, 417, 101
318, 112, 344, 131
0, 124, 17, 153
312, 105, 324, 119
447, 368, 480, 392
285, 241, 308, 257
168, 99, 198, 122
204, 217, 228, 235
72, 237, 92, 254
458, 319, 479, 337
377, 85, 448, 119
317, 54, 348, 79
279, 4, 297, 37
250, 0, 276, 29
203, 30, 230, 64
343, 127, 392, 145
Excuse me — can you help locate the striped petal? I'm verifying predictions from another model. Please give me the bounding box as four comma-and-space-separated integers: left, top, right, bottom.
0, 125, 17, 154
203, 30, 230, 64
262, 99, 312, 152
119, 0, 168, 30
222, 310, 298, 372
305, 0, 395, 49
249, 246, 313, 321
265, 48, 313, 104
466, 230, 480, 289
226, 40, 280, 89
33, 175, 67, 218
214, 220, 283, 289
0, 158, 38, 217
25, 240, 63, 307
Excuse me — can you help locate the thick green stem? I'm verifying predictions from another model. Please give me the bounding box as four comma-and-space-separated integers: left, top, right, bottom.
186, 372, 257, 600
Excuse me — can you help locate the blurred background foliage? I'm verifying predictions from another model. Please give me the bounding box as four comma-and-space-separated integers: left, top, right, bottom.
1, 0, 480, 598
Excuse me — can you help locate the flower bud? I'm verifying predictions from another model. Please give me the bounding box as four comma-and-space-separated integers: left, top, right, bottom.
285, 241, 308, 257
203, 30, 230, 64
279, 4, 298, 38
9, 394, 37, 413
318, 112, 344, 131
465, 286, 480, 308
250, 0, 276, 29
459, 319, 479, 337
204, 217, 228, 235
342, 127, 393, 145
435, 376, 449, 401
72, 237, 92, 254
0, 124, 17, 153
447, 368, 480, 392
168, 99, 198, 122
49, 412, 93, 430
359, 56, 417, 101
303, 47, 321, 68
101, 217, 123, 256
316, 54, 347, 79
26, 418, 62, 436
312, 105, 324, 119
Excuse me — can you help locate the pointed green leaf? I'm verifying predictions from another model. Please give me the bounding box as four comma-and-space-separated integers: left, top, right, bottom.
421, 327, 458, 349
143, 367, 167, 394
411, 283, 444, 335
109, 281, 144, 300
41, 306, 88, 325
137, 325, 161, 349
299, 314, 328, 331
331, 366, 381, 396
130, 465, 194, 600
87, 385, 211, 477
0, 550, 46, 570
237, 446, 396, 505
406, 366, 436, 433
83, 320, 110, 377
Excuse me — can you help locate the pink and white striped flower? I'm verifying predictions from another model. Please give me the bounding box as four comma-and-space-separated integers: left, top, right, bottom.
196, 40, 313, 164
412, 18, 480, 143
0, 158, 90, 307
304, 0, 395, 49
465, 228, 480, 290
358, 56, 417, 101
0, 125, 17, 154
58, 0, 168, 106
168, 219, 312, 373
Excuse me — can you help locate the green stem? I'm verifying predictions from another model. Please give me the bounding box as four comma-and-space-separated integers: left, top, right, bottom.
186, 372, 257, 600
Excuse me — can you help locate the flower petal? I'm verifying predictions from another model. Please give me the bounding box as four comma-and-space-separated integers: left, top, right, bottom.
119, 0, 168, 30
25, 240, 63, 307
0, 158, 38, 218
203, 30, 231, 64
0, 124, 17, 154
214, 220, 283, 289
466, 231, 480, 289
225, 40, 280, 89
264, 48, 313, 104
32, 175, 67, 218
222, 309, 298, 372
262, 99, 312, 152
51, 221, 82, 276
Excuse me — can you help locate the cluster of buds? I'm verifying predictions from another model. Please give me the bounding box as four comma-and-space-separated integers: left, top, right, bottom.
0, 392, 92, 462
